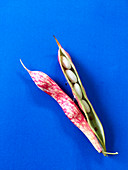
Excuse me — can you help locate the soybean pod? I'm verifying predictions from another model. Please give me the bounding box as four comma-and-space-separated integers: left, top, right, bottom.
54, 36, 118, 156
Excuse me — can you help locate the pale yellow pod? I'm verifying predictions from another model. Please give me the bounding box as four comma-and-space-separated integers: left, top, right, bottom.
54, 35, 118, 156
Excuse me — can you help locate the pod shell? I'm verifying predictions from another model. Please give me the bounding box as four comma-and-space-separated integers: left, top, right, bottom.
21, 61, 102, 153
56, 42, 106, 155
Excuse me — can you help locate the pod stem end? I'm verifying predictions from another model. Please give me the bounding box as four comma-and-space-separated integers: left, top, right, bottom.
103, 151, 118, 156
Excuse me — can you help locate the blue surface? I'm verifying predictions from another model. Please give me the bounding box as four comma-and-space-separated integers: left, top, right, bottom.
0, 0, 128, 169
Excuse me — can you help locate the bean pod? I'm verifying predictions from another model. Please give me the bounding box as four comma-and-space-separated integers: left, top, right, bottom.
20, 60, 102, 153
53, 36, 118, 156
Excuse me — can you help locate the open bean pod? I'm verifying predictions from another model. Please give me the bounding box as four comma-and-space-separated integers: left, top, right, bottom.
54, 36, 118, 156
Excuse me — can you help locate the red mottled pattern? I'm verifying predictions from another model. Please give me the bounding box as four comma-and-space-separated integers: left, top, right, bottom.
28, 70, 102, 153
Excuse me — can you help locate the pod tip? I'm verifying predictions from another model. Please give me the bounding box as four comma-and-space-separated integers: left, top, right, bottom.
20, 59, 30, 73
53, 35, 61, 48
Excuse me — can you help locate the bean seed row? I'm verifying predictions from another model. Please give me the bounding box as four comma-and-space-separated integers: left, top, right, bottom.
61, 56, 90, 113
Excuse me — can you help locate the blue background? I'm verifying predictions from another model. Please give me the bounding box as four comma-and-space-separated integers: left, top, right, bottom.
0, 0, 128, 169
